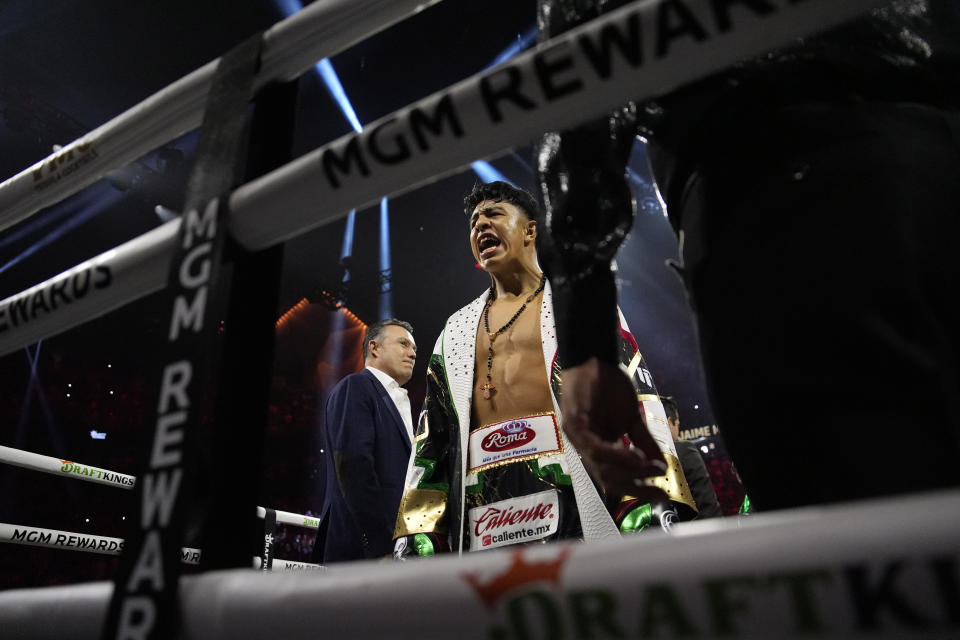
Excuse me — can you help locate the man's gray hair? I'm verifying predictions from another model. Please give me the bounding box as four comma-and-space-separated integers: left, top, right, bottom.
363, 318, 414, 360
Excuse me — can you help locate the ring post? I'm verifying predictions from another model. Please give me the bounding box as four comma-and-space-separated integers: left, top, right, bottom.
259, 508, 277, 571
196, 78, 298, 572
100, 33, 272, 640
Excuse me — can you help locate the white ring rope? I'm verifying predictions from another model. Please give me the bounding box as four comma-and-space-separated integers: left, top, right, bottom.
0, 445, 137, 489
252, 557, 323, 571
1, 490, 958, 639
0, 444, 319, 528
0, 518, 313, 570
0, 0, 887, 359
0, 523, 201, 565
228, 0, 886, 250
0, 0, 442, 234
0, 219, 177, 357
256, 507, 319, 530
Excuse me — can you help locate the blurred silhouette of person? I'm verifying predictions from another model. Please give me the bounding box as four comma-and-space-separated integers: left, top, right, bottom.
661, 396, 721, 519
536, 0, 960, 510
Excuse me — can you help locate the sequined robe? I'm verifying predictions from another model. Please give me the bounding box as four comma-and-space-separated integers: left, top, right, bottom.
393, 281, 695, 556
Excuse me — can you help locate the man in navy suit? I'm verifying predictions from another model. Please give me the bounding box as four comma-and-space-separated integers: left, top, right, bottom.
315, 319, 417, 563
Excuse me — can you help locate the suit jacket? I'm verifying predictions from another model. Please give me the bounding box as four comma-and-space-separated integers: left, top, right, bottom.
674, 439, 722, 519
315, 368, 412, 562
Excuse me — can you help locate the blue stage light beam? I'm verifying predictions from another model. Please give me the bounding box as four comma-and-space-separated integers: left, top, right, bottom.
510, 151, 534, 174
271, 1, 364, 301
378, 198, 393, 319
18, 339, 68, 459
0, 343, 44, 511
271, 0, 363, 133
3, 132, 197, 256
477, 26, 651, 204
341, 210, 356, 260
154, 205, 178, 223
0, 197, 79, 251
324, 310, 348, 388
23, 340, 58, 439
0, 182, 125, 275
471, 161, 514, 186
316, 58, 364, 134
470, 26, 536, 186
486, 26, 538, 70
270, 0, 303, 19
15, 342, 42, 448
17, 344, 40, 432
26, 339, 41, 377
340, 209, 356, 283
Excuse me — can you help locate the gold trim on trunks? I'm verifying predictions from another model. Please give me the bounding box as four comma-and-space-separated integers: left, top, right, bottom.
636, 393, 659, 403
468, 449, 565, 475
630, 452, 697, 512
394, 489, 448, 537
414, 412, 429, 444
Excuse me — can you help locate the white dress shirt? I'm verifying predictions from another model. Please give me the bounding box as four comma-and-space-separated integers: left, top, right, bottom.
366, 366, 413, 444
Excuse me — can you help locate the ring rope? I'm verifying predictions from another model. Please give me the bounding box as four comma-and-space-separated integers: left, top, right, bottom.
252, 557, 323, 571
0, 444, 319, 528
228, 0, 886, 250
0, 0, 887, 360
1, 490, 958, 638
0, 522, 201, 564
0, 0, 442, 234
255, 507, 319, 530
0, 445, 136, 489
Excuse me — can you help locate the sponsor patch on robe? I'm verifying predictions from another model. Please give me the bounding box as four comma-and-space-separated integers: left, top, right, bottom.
468, 490, 559, 551
467, 413, 562, 474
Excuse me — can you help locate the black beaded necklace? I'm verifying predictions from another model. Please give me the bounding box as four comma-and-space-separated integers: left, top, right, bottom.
480, 274, 547, 400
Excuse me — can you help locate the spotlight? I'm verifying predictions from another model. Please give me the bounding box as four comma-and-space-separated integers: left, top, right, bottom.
379, 198, 393, 318
316, 59, 363, 133
154, 205, 179, 222
486, 26, 537, 70
471, 161, 514, 186
377, 269, 393, 294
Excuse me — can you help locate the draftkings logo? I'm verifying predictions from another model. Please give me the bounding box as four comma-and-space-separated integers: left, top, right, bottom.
461, 547, 587, 639
59, 460, 135, 487
459, 547, 960, 639
31, 140, 99, 191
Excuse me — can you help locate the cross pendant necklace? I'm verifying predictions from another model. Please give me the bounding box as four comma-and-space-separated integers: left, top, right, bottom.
481, 274, 546, 400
